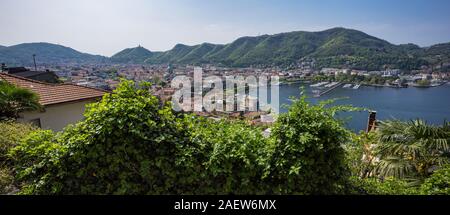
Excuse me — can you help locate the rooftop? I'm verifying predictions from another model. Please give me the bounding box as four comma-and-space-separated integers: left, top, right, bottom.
11, 70, 52, 78
0, 72, 108, 106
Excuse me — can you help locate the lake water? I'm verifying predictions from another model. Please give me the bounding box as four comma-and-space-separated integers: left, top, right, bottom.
277, 83, 450, 132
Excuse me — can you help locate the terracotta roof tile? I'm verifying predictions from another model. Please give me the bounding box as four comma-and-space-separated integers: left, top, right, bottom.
0, 72, 107, 106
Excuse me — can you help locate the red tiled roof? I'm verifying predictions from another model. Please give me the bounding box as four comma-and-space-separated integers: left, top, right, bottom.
0, 72, 107, 106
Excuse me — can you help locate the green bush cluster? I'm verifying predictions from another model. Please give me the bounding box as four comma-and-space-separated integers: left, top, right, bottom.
420, 165, 450, 195
265, 98, 352, 194
9, 80, 352, 194
186, 118, 268, 194
0, 121, 36, 194
348, 177, 419, 195
11, 81, 195, 194
347, 166, 450, 195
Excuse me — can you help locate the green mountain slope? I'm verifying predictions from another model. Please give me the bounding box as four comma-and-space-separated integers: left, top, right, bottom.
422, 43, 450, 61
140, 27, 449, 70
147, 44, 196, 64
0, 42, 107, 66
1, 28, 449, 70
111, 46, 153, 63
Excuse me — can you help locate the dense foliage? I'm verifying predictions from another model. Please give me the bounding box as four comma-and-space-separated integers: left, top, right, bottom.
186, 119, 268, 194
11, 81, 196, 194
349, 177, 419, 195
420, 165, 450, 195
0, 121, 36, 194
264, 97, 354, 194
9, 80, 354, 194
348, 164, 450, 195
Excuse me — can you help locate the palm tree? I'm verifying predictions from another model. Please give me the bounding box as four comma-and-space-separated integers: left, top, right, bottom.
0, 81, 42, 120
373, 120, 450, 180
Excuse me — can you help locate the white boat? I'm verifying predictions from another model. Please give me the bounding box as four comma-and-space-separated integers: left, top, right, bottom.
324, 82, 339, 88
353, 84, 361, 89
310, 82, 328, 87
343, 84, 352, 88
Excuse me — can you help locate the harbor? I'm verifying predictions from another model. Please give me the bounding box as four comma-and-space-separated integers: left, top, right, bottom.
308, 79, 449, 98
279, 82, 450, 132
310, 82, 343, 97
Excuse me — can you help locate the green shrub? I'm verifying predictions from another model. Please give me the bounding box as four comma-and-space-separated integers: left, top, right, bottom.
0, 163, 15, 194
420, 165, 450, 195
9, 129, 64, 194
12, 81, 197, 194
348, 176, 419, 195
0, 121, 36, 194
0, 121, 37, 158
188, 118, 267, 194
264, 96, 354, 194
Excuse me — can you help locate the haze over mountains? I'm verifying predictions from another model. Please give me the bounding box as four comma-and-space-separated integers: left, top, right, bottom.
1, 28, 449, 70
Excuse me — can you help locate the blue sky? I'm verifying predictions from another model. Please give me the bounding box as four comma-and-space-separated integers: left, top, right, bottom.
1, 0, 449, 56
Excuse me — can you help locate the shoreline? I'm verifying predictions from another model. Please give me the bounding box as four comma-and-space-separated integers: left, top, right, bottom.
279, 79, 450, 89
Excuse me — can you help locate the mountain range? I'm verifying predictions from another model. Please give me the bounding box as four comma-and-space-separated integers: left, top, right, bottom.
1, 28, 449, 70
0, 42, 108, 66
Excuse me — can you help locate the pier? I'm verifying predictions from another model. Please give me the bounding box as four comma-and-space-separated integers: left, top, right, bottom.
313, 82, 343, 97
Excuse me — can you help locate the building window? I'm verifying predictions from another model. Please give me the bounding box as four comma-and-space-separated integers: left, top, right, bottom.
29, 118, 41, 128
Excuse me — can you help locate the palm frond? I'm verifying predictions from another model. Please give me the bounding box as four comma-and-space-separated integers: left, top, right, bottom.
373, 119, 450, 179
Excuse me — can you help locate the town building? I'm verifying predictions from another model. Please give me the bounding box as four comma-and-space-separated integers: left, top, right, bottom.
0, 73, 107, 131
1, 65, 60, 83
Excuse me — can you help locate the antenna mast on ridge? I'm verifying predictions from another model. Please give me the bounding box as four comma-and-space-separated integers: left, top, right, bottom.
32, 54, 37, 71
